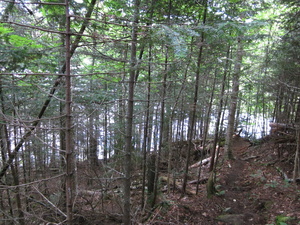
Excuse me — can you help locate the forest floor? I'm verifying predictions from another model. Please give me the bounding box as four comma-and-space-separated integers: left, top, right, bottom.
145, 135, 300, 225
77, 135, 300, 225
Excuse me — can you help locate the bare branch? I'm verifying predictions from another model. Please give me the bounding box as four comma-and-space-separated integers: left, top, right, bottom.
0, 173, 65, 189
3, 21, 67, 35
0, 0, 98, 181
1, 0, 66, 5
33, 185, 67, 218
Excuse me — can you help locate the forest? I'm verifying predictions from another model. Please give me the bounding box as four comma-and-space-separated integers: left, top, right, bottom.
0, 0, 300, 224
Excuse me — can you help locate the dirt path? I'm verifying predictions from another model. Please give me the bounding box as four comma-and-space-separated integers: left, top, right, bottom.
217, 136, 267, 224
215, 136, 300, 225
156, 136, 300, 225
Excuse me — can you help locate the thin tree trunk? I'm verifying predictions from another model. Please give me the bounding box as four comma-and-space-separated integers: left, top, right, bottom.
151, 1, 173, 202
293, 127, 300, 181
0, 7, 16, 215
207, 28, 231, 200
58, 0, 68, 212
209, 45, 231, 172
141, 43, 152, 209
151, 47, 168, 207
293, 99, 300, 181
195, 70, 216, 195
115, 44, 129, 158
65, 0, 75, 223
87, 34, 99, 168
123, 0, 140, 224
104, 93, 108, 163
224, 37, 244, 160
12, 100, 25, 225
167, 35, 193, 193
295, 99, 300, 124
182, 0, 207, 195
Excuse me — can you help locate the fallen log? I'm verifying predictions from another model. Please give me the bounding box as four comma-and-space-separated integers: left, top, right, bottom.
189, 157, 211, 169
240, 155, 259, 161
188, 178, 208, 184
78, 189, 103, 197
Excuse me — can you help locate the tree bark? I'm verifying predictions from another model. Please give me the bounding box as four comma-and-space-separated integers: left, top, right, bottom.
141, 44, 152, 209
196, 69, 216, 195
224, 37, 244, 160
293, 99, 300, 181
151, 46, 168, 207
209, 45, 231, 172
123, 0, 140, 224
64, 0, 75, 223
293, 127, 300, 181
182, 0, 207, 196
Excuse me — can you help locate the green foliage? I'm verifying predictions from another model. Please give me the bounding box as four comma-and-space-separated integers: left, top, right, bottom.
153, 25, 189, 58
275, 215, 293, 225
0, 26, 13, 35
38, 0, 65, 27
250, 170, 266, 182
16, 80, 32, 87
0, 25, 42, 47
264, 180, 279, 188
103, 0, 128, 17
8, 35, 42, 48
0, 30, 43, 71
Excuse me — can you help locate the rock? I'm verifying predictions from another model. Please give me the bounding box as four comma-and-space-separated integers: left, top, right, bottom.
216, 214, 245, 225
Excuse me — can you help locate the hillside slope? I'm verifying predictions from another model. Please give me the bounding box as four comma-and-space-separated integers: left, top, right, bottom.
148, 136, 300, 225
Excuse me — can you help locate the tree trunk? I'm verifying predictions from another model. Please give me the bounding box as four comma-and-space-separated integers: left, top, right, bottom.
123, 0, 140, 224
209, 45, 231, 172
64, 1, 75, 223
195, 69, 216, 195
224, 37, 244, 160
295, 98, 300, 124
293, 127, 300, 181
167, 61, 190, 192
141, 43, 152, 209
104, 85, 108, 163
293, 99, 300, 181
182, 0, 208, 196
151, 47, 168, 207
12, 99, 25, 225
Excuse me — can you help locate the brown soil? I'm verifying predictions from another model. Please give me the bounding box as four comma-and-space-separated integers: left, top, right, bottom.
75, 136, 300, 224
144, 136, 300, 225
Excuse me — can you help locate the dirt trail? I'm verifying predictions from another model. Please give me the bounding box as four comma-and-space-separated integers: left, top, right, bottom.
157, 136, 300, 225
217, 136, 266, 224
216, 136, 300, 225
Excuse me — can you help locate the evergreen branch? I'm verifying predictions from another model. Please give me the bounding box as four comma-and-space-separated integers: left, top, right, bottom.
0, 0, 97, 181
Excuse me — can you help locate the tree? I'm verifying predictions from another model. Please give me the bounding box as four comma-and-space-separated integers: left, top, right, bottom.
224, 36, 244, 160
274, 0, 300, 181
123, 0, 140, 224
64, 0, 74, 222
182, 0, 208, 196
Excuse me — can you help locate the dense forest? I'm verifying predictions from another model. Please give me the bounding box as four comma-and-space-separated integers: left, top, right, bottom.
0, 0, 299, 224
